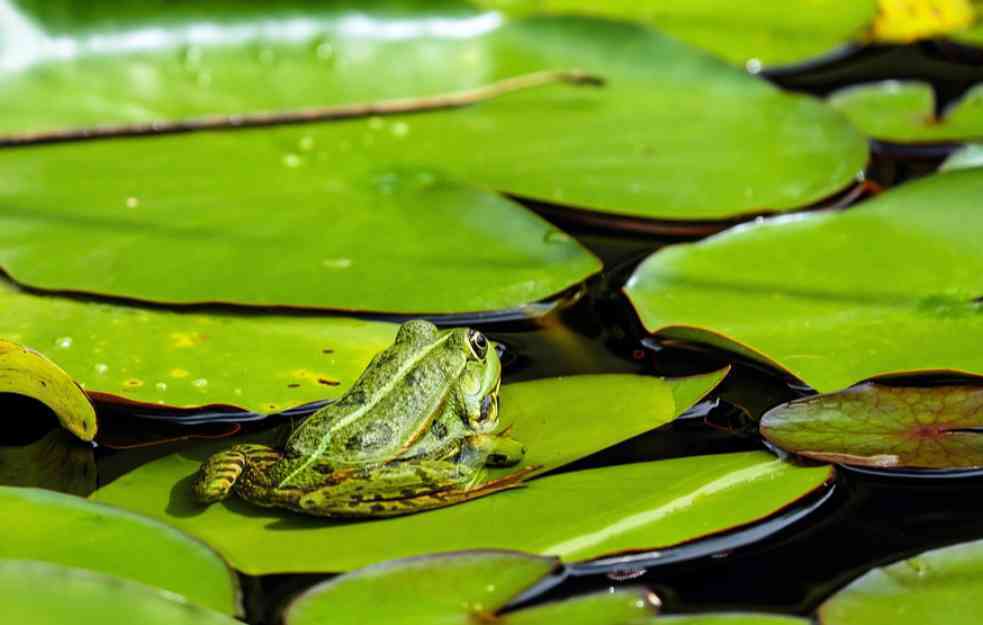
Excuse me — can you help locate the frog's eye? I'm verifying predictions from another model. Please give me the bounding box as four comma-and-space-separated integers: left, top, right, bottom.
466, 329, 488, 360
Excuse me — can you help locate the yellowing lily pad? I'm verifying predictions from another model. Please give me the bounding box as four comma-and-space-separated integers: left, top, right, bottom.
0, 280, 396, 412
829, 81, 983, 143
0, 1, 865, 238
0, 339, 96, 440
0, 429, 96, 495
0, 486, 239, 614
0, 559, 241, 625
870, 0, 976, 42
477, 0, 878, 68
761, 382, 983, 469
90, 373, 836, 575
625, 168, 983, 393
818, 538, 983, 624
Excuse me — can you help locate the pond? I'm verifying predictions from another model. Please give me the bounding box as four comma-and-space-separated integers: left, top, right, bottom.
2, 2, 983, 624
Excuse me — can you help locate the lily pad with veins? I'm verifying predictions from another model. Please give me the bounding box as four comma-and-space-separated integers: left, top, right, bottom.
760, 382, 983, 469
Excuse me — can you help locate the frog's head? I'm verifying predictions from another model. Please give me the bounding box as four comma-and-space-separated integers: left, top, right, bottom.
447, 326, 501, 434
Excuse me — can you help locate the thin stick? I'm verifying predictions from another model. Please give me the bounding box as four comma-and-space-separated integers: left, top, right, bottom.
0, 69, 604, 148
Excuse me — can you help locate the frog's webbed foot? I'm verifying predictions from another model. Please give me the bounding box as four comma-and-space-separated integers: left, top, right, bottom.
465, 433, 526, 468
191, 444, 283, 504
296, 461, 540, 518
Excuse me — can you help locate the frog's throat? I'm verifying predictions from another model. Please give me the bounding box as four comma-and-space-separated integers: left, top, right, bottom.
279, 331, 454, 487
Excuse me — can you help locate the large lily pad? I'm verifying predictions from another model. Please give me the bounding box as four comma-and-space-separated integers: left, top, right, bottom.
829, 81, 983, 143
0, 2, 865, 237
476, 0, 878, 68
0, 559, 241, 625
0, 338, 96, 440
93, 373, 834, 574
0, 279, 396, 412
761, 382, 983, 469
625, 168, 983, 393
0, 486, 239, 614
285, 550, 658, 625
818, 538, 983, 624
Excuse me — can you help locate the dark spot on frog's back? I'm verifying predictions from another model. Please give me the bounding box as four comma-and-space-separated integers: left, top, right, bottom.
431, 421, 448, 440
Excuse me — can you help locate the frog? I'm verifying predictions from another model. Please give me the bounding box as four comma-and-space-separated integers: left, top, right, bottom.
191, 319, 533, 518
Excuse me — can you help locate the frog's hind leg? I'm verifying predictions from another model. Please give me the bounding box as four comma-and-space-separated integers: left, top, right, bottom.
192, 444, 283, 504
296, 461, 539, 518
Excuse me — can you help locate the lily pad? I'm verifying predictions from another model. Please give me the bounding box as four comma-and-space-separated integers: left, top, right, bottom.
0, 429, 96, 495
0, 486, 239, 614
941, 143, 983, 171
476, 0, 878, 68
625, 168, 983, 393
0, 559, 241, 625
0, 338, 96, 440
829, 81, 983, 143
0, 2, 865, 238
0, 279, 396, 412
818, 538, 983, 624
94, 445, 829, 574
761, 382, 983, 469
286, 551, 656, 625
92, 373, 835, 575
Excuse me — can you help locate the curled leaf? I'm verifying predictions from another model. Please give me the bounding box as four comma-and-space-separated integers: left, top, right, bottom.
0, 340, 96, 441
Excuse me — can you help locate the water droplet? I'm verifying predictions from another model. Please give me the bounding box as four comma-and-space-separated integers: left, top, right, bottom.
169, 368, 190, 379
56, 337, 72, 349
628, 182, 642, 194
368, 116, 384, 131
745, 58, 763, 74
181, 45, 203, 69
298, 136, 315, 152
192, 378, 208, 388
155, 382, 168, 392
257, 47, 276, 65
314, 40, 335, 63
375, 172, 401, 194
233, 388, 243, 396
390, 121, 410, 138
321, 258, 353, 269
544, 229, 573, 244
94, 363, 108, 375
484, 584, 496, 593
282, 153, 303, 168
195, 70, 213, 87
125, 196, 140, 208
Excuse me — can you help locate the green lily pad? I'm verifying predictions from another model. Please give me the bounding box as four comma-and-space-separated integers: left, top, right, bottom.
0, 279, 396, 412
761, 382, 983, 469
0, 338, 96, 440
0, 559, 241, 625
0, 429, 96, 495
658, 616, 809, 625
829, 81, 983, 143
92, 373, 835, 575
286, 551, 656, 625
0, 2, 865, 236
475, 0, 878, 68
0, 486, 239, 614
941, 143, 983, 171
625, 168, 983, 393
818, 538, 983, 624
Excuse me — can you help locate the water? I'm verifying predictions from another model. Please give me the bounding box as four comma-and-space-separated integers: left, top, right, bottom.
1, 39, 982, 625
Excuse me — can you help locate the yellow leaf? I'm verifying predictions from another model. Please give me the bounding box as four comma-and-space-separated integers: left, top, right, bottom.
872, 0, 976, 42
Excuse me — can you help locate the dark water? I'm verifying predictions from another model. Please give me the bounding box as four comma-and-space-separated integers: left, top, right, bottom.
3, 41, 983, 625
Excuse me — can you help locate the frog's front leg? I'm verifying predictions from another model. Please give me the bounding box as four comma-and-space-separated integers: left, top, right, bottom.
192, 444, 283, 504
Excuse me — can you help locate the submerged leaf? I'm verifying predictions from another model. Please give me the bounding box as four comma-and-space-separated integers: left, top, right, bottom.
761, 382, 983, 469
0, 560, 240, 625
0, 339, 96, 440
829, 81, 983, 143
0, 486, 239, 614
0, 280, 396, 412
625, 168, 983, 393
819, 538, 983, 624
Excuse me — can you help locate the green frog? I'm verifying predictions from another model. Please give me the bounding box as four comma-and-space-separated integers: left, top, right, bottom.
192, 320, 531, 517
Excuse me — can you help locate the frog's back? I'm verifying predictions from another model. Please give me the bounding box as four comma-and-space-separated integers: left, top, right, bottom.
285, 320, 464, 464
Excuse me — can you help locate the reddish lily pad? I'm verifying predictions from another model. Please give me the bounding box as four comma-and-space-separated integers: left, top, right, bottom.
761, 382, 983, 469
